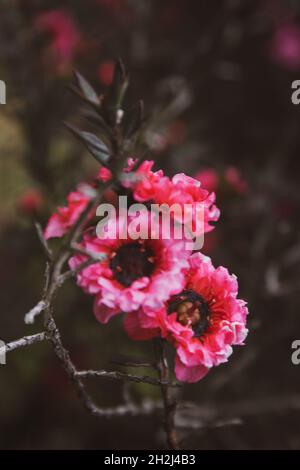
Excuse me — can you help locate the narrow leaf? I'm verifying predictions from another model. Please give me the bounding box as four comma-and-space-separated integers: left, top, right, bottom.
65, 123, 110, 165
107, 58, 129, 111
74, 71, 100, 106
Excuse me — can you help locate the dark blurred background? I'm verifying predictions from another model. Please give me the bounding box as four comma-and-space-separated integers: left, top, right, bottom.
1, 0, 300, 450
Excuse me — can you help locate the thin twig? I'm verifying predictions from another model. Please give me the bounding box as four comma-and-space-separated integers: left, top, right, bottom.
155, 339, 180, 450
0, 332, 48, 355
44, 308, 160, 417
76, 369, 180, 387
70, 242, 106, 261
34, 222, 53, 261
24, 300, 48, 325
110, 353, 156, 369
58, 258, 102, 285
1, 328, 162, 416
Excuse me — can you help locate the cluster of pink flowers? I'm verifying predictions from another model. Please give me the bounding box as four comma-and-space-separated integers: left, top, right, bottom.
45, 159, 248, 382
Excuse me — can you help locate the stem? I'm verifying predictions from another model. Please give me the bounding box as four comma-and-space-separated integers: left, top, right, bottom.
155, 339, 180, 450
76, 369, 179, 387
0, 332, 47, 355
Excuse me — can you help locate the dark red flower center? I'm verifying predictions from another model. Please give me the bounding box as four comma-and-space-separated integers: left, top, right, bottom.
110, 241, 156, 287
168, 290, 210, 337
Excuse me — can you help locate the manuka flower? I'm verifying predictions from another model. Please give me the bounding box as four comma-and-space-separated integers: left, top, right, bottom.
17, 189, 44, 217
44, 168, 112, 240
44, 185, 93, 240
125, 160, 220, 235
35, 9, 80, 71
125, 252, 248, 383
69, 212, 191, 324
269, 20, 300, 71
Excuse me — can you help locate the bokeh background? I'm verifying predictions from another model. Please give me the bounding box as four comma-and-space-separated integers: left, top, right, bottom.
1, 0, 300, 450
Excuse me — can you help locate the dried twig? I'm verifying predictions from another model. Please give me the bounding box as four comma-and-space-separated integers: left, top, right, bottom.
109, 353, 156, 369
76, 369, 180, 387
0, 332, 48, 355
24, 300, 48, 325
155, 339, 180, 450
34, 222, 53, 261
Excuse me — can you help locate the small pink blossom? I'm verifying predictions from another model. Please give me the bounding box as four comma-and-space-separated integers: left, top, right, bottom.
97, 61, 115, 86
44, 167, 114, 240
17, 189, 44, 216
35, 9, 80, 66
97, 166, 112, 182
269, 21, 300, 70
44, 188, 91, 240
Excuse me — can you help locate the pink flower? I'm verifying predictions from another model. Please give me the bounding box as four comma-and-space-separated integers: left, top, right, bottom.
69, 212, 190, 323
269, 21, 300, 70
44, 184, 94, 240
97, 159, 135, 184
97, 61, 115, 86
128, 161, 220, 235
17, 189, 44, 216
35, 9, 80, 65
125, 253, 248, 383
97, 166, 112, 182
194, 168, 219, 193
44, 167, 113, 240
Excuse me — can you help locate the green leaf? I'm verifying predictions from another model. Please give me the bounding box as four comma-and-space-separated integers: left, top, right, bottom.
65, 123, 110, 165
74, 71, 100, 106
107, 58, 129, 111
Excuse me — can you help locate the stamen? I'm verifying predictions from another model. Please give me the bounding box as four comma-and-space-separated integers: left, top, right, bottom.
168, 290, 210, 337
110, 241, 156, 287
